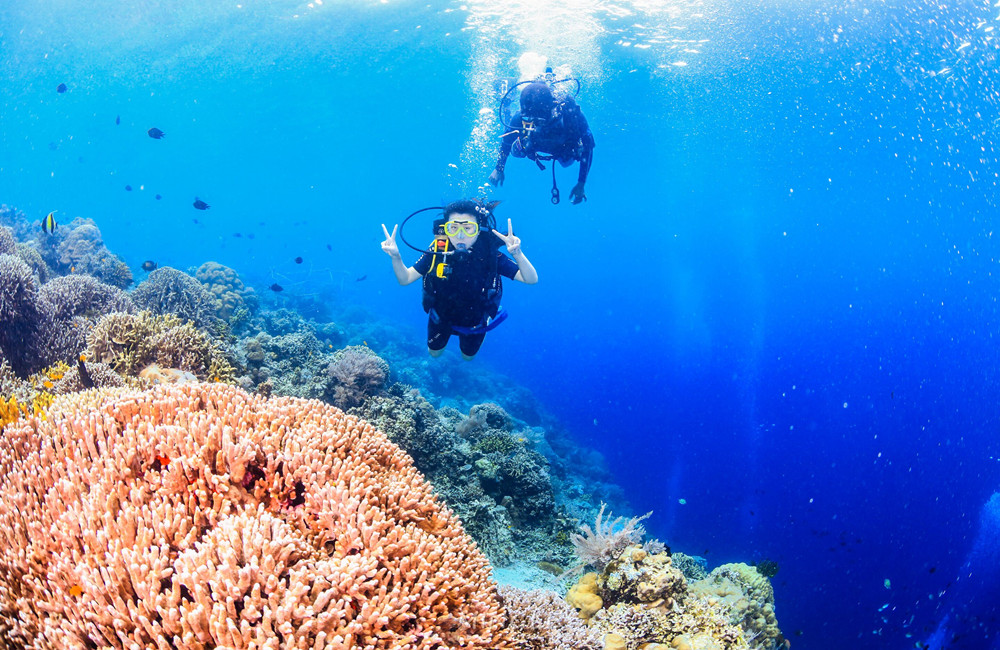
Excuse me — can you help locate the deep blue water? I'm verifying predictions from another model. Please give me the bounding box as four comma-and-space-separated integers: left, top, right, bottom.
4, 1, 1000, 648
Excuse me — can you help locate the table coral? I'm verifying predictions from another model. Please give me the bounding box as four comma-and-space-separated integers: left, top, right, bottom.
0, 383, 512, 649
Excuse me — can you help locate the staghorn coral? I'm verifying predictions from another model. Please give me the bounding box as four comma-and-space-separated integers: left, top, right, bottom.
324, 345, 390, 409
195, 261, 257, 320
0, 383, 513, 649
132, 266, 221, 330
498, 585, 602, 650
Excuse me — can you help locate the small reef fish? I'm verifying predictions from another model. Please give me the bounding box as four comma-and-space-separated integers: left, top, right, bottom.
155, 194, 161, 200
326, 243, 332, 251
125, 185, 132, 192
192, 197, 210, 210
57, 83, 67, 93
141, 260, 157, 272
356, 275, 367, 282
78, 356, 93, 389
68, 585, 83, 598
147, 127, 165, 139
247, 233, 255, 239
115, 115, 120, 125
269, 283, 284, 292
294, 256, 303, 264
233, 233, 242, 238
41, 211, 57, 234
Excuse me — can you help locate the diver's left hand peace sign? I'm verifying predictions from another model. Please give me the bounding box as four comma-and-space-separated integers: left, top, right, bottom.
493, 218, 522, 256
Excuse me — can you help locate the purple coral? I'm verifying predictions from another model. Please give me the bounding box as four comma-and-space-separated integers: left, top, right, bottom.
35, 275, 136, 366
325, 345, 390, 409
0, 254, 42, 376
499, 585, 602, 650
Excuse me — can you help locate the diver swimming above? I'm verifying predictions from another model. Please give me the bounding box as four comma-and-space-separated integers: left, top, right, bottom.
488, 78, 595, 205
381, 199, 537, 361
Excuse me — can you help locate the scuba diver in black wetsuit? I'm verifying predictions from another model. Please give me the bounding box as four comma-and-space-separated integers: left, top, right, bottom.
381, 199, 538, 360
488, 80, 596, 205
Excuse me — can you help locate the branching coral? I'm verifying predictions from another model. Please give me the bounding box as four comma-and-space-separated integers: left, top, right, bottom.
325, 345, 390, 409
498, 585, 602, 650
132, 266, 221, 330
0, 254, 42, 376
0, 383, 513, 649
0, 227, 13, 255
35, 275, 136, 366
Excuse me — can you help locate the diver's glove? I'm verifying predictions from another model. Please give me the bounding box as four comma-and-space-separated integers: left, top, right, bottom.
570, 182, 587, 204
489, 168, 505, 187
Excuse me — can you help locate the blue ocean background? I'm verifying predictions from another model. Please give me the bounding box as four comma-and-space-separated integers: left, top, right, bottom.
3, 1, 1000, 648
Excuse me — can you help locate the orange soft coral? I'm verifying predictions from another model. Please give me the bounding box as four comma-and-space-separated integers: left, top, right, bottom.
0, 383, 511, 649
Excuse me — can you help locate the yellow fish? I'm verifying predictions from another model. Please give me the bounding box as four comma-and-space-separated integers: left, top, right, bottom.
41, 211, 57, 234
69, 585, 82, 597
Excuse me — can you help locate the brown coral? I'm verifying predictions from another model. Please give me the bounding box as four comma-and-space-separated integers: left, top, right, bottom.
195, 261, 254, 319
86, 311, 234, 381
0, 383, 512, 649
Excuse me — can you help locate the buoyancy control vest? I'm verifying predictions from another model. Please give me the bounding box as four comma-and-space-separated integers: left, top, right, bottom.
421, 233, 504, 326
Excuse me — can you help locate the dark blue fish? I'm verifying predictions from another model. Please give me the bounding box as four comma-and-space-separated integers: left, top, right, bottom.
233, 233, 242, 238
125, 185, 132, 192
56, 83, 67, 93
141, 260, 157, 272
356, 275, 367, 282
115, 115, 120, 125
147, 127, 165, 139
155, 194, 162, 200
294, 256, 303, 264
247, 233, 255, 239
269, 283, 284, 292
193, 198, 210, 210
41, 211, 57, 234
326, 243, 332, 251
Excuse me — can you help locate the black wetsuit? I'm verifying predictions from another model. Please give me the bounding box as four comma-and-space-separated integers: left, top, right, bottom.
495, 97, 596, 184
414, 236, 519, 357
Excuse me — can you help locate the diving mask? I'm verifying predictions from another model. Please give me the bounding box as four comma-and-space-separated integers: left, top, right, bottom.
444, 220, 480, 238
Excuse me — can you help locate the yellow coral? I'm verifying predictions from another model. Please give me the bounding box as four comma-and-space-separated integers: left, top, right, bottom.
568, 571, 604, 620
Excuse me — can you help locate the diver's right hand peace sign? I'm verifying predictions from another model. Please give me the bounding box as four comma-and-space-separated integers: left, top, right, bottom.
381, 223, 400, 258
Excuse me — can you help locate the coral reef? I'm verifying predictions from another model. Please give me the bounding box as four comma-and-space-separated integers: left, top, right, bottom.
324, 345, 390, 409
0, 227, 13, 255
690, 564, 784, 649
0, 254, 42, 376
0, 383, 512, 649
570, 503, 652, 573
599, 546, 687, 608
195, 261, 258, 321
35, 274, 136, 366
50, 219, 133, 288
132, 266, 222, 330
13, 243, 51, 284
86, 311, 235, 381
498, 585, 602, 650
